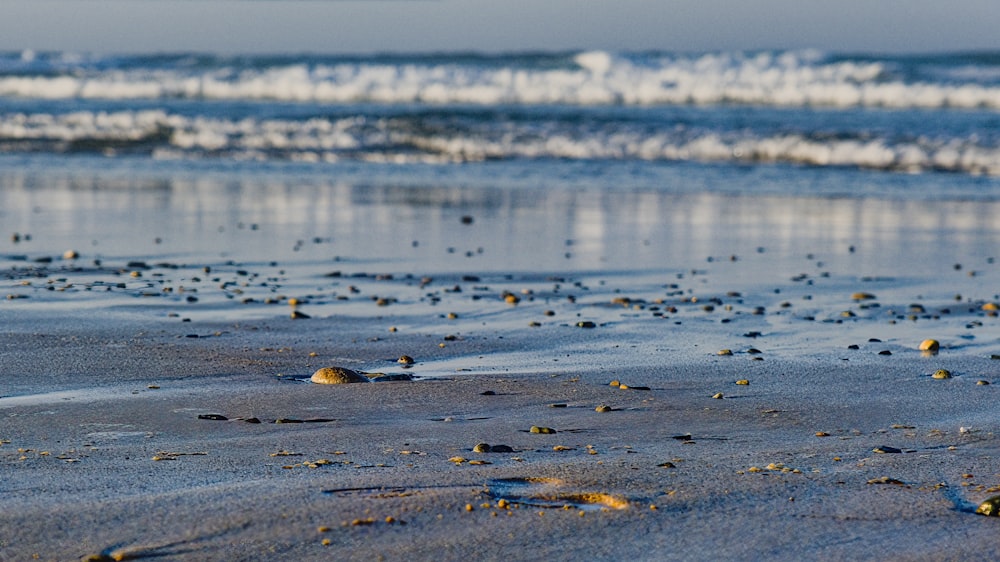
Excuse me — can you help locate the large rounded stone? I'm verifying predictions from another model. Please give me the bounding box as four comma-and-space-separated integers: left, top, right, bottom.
310, 366, 369, 384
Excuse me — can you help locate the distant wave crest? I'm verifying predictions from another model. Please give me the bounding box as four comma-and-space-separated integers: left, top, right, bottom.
1, 50, 999, 109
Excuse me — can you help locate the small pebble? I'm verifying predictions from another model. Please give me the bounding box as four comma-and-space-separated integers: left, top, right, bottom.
530, 426, 556, 434
473, 443, 491, 453
717, 349, 733, 356
735, 379, 749, 385
931, 369, 952, 379
976, 495, 1000, 516
595, 405, 612, 413
712, 392, 724, 399
918, 339, 940, 352
397, 355, 415, 365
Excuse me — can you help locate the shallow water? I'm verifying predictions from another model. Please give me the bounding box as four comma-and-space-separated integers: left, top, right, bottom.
3, 156, 1000, 380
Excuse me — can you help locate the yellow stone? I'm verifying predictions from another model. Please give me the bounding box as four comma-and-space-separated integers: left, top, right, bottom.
983, 303, 1000, 311
918, 339, 940, 351
717, 349, 733, 356
735, 379, 749, 385
931, 369, 952, 379
852, 292, 876, 300
976, 495, 1000, 516
310, 366, 369, 384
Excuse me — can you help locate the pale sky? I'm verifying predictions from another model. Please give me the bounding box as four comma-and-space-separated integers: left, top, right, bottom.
2, 0, 999, 55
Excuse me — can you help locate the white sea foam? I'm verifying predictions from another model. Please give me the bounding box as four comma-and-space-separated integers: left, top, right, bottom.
1, 51, 999, 109
2, 109, 997, 175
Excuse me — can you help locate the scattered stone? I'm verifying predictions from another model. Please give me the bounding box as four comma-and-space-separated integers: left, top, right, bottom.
878, 350, 892, 356
397, 355, 415, 365
867, 476, 907, 486
63, 249, 79, 260
852, 292, 876, 301
576, 321, 596, 328
976, 495, 1000, 516
473, 443, 491, 453
530, 426, 556, 434
873, 445, 902, 454
197, 414, 228, 421
931, 369, 952, 379
310, 366, 369, 384
291, 310, 311, 319
717, 349, 733, 356
595, 404, 612, 413
712, 392, 724, 399
735, 379, 749, 385
490, 445, 514, 453
977, 380, 991, 386
918, 339, 940, 352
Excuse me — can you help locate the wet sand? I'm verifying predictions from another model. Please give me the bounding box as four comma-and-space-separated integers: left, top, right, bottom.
4, 170, 1000, 560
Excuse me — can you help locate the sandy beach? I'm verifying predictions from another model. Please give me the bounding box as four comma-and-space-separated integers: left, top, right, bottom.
3, 167, 1000, 561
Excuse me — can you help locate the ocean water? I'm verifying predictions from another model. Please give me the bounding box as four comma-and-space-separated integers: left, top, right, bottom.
1, 49, 999, 173
2, 49, 1000, 363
